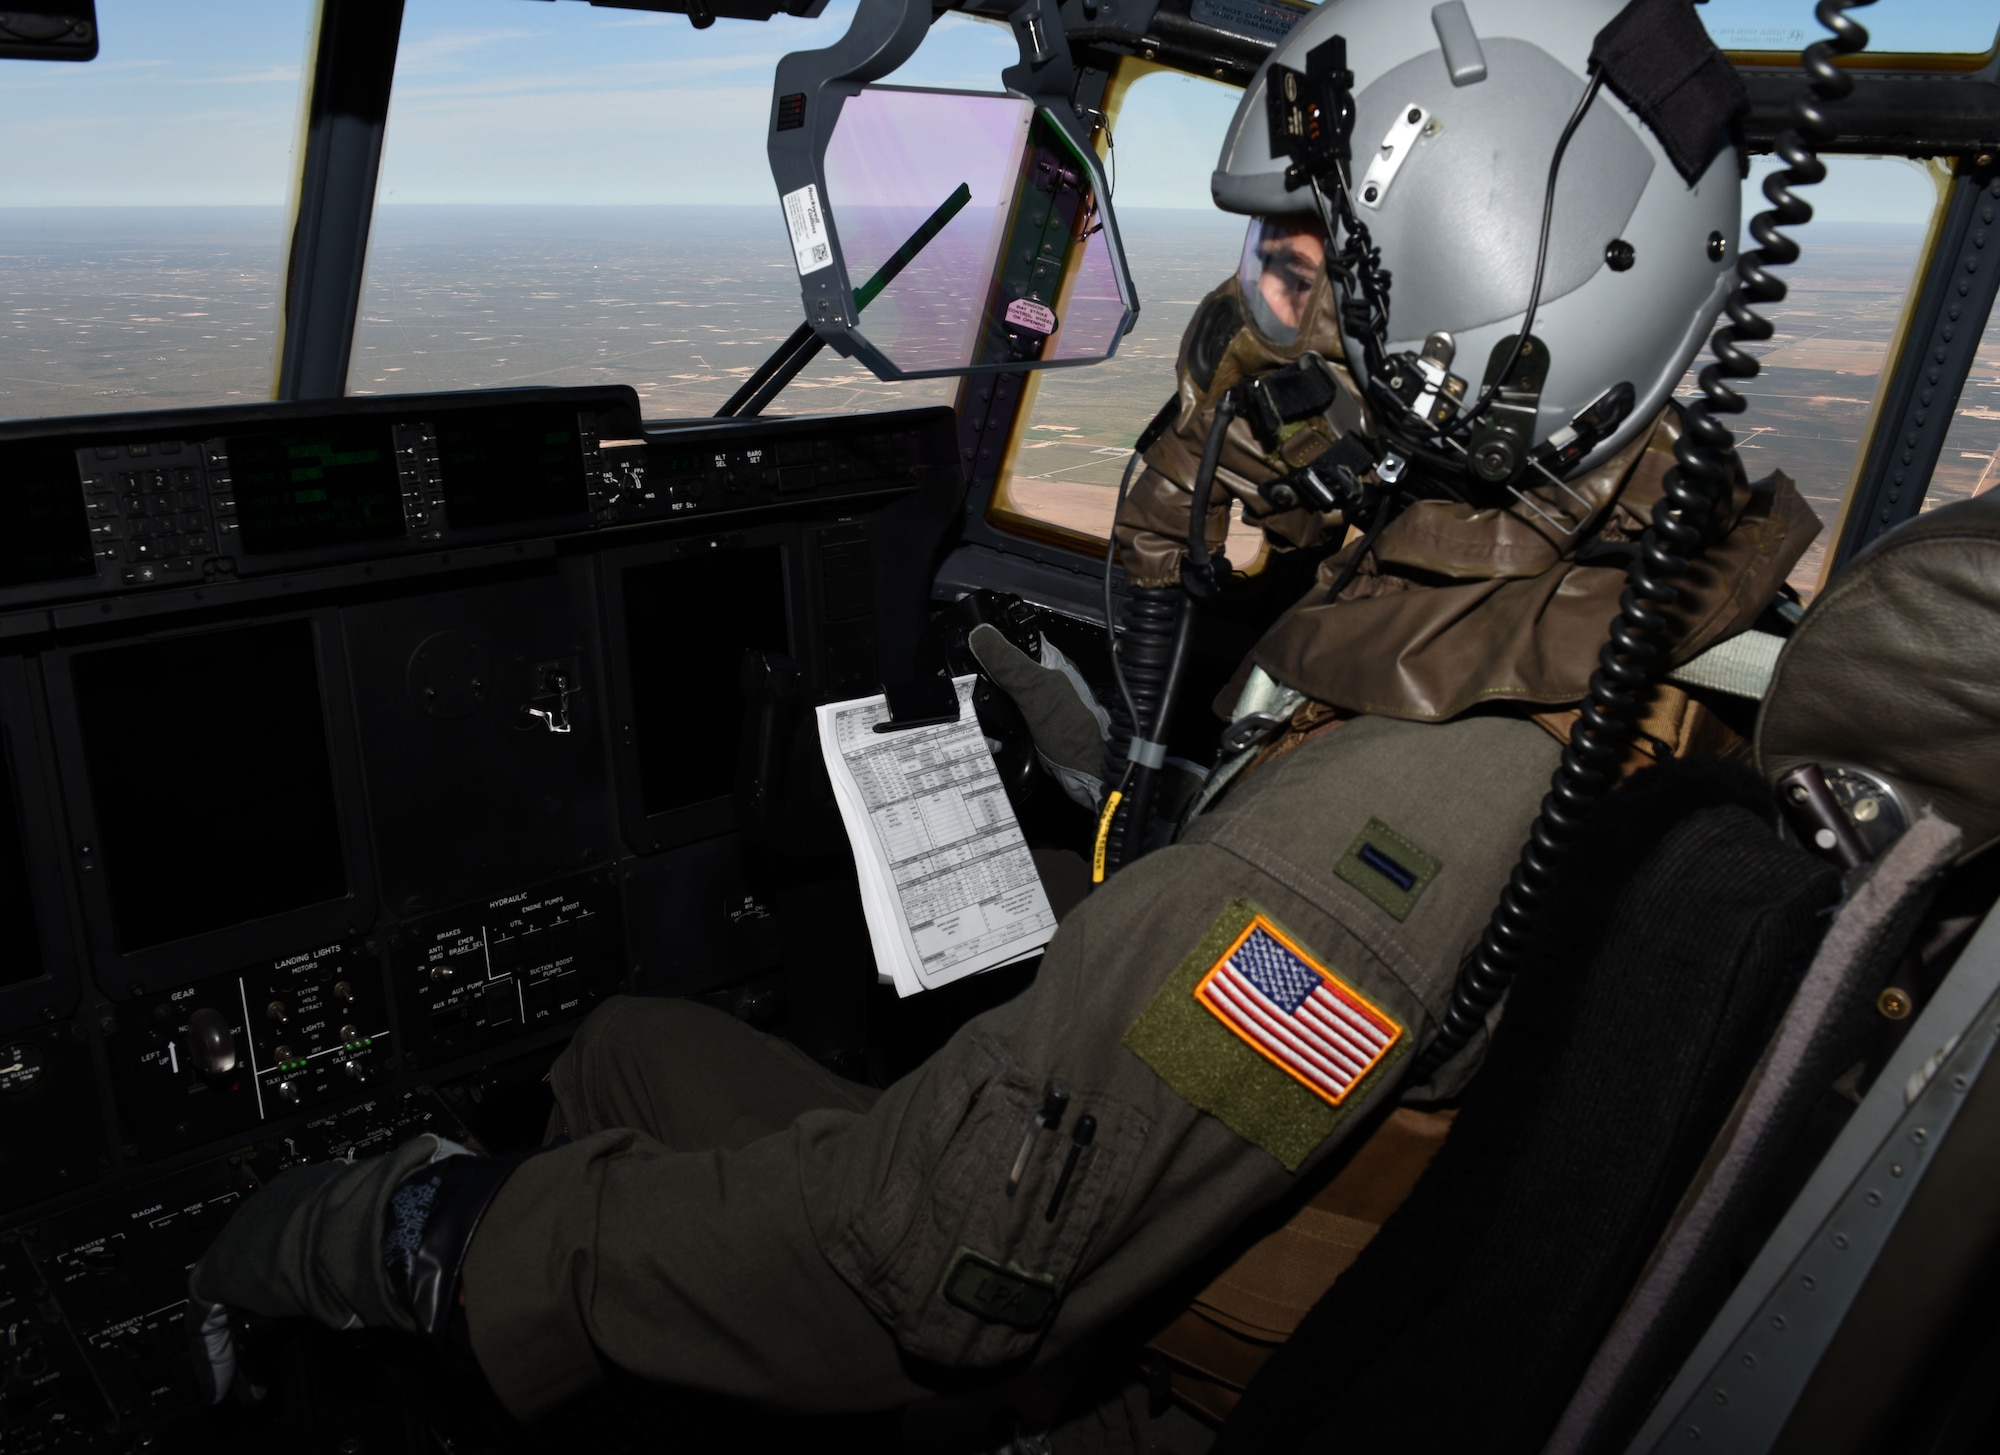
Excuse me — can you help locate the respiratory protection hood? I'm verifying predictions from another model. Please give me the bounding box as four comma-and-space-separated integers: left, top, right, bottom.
1211, 0, 1744, 476
1113, 234, 1365, 590
1237, 216, 1328, 347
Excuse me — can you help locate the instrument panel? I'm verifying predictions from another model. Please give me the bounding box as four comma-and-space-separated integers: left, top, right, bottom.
0, 384, 963, 1449
0, 386, 951, 617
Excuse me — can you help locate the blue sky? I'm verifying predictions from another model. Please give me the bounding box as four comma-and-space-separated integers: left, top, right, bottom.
1700, 0, 1997, 53
0, 0, 1980, 217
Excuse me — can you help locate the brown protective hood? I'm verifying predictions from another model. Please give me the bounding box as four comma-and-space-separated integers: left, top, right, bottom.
1757, 491, 2000, 862
1242, 405, 1821, 721
1115, 269, 1363, 587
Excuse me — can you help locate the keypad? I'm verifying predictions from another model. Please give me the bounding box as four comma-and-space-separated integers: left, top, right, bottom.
74, 440, 220, 585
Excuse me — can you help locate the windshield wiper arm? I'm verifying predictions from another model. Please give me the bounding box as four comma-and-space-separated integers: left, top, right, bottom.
716, 181, 972, 419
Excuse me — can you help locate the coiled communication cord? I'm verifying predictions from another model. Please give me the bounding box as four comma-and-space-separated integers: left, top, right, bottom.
1409, 0, 1874, 1084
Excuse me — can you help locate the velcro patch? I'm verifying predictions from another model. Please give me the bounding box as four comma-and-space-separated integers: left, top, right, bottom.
939, 1247, 1058, 1331
1336, 818, 1440, 921
1123, 899, 1409, 1170
1195, 917, 1401, 1108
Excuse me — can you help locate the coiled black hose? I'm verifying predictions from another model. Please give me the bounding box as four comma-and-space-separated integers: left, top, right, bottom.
1182, 394, 1238, 602
1102, 590, 1194, 872
1102, 588, 1187, 786
1410, 0, 1873, 1084
1100, 399, 1236, 873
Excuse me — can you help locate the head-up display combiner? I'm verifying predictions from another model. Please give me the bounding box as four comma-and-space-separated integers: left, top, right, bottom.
765, 0, 1138, 380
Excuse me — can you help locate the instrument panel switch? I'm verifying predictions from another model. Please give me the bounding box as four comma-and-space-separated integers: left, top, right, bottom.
185, 1008, 236, 1079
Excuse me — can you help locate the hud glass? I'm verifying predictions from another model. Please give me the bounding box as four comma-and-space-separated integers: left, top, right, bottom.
812, 86, 1135, 380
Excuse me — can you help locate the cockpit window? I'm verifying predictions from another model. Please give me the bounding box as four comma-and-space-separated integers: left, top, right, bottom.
347, 0, 1013, 419
988, 67, 1264, 558
993, 126, 1940, 603
1677, 155, 1937, 597
1929, 251, 2000, 515
1701, 0, 1999, 60
0, 0, 315, 421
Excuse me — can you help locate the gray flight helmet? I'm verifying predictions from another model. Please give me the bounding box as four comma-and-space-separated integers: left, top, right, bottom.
1213, 0, 1740, 474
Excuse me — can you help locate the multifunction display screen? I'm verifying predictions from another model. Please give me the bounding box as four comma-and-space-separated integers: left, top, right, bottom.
623, 545, 789, 816
70, 618, 348, 952
229, 423, 405, 556
436, 406, 590, 530
0, 444, 95, 587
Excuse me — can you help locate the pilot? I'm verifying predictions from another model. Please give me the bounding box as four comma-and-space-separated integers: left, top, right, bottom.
188, 0, 1820, 1440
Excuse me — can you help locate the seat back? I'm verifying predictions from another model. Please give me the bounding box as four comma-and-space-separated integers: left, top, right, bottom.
1545, 809, 1961, 1453
1213, 760, 1839, 1454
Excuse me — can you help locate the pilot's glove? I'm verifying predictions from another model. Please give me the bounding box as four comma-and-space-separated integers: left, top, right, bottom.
187, 1133, 523, 1403
967, 622, 1111, 811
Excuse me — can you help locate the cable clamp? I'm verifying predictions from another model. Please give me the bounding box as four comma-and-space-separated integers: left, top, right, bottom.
1218, 712, 1287, 755
1127, 737, 1168, 770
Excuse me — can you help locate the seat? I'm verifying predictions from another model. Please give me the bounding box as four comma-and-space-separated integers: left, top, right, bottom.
1571, 492, 2000, 1452
1210, 758, 1842, 1453
1212, 493, 2000, 1454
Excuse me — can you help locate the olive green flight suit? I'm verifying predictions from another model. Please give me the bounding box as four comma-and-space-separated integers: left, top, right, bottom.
462, 713, 1562, 1421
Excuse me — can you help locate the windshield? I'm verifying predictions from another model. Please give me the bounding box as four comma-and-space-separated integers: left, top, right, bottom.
1700, 0, 1999, 56
0, 0, 1023, 423
348, 0, 1018, 416
0, 0, 314, 420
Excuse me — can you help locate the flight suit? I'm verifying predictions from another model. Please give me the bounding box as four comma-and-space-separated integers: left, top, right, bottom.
460, 711, 1563, 1421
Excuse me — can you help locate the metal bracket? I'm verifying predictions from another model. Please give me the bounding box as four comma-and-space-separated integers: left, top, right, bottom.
765, 0, 1137, 378
765, 0, 936, 350
1632, 896, 2000, 1451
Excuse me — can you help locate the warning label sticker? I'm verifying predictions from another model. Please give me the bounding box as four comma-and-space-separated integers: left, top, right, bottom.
1004, 298, 1057, 335
782, 183, 834, 276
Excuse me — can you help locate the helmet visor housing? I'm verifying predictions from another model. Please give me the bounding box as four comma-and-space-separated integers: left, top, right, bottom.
1209, 0, 1741, 474
1238, 215, 1328, 346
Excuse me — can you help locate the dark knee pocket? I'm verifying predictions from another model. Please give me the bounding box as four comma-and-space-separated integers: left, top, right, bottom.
817, 1036, 1151, 1367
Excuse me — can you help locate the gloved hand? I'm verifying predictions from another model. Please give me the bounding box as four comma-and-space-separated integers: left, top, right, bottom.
967, 623, 1112, 812
186, 1133, 471, 1403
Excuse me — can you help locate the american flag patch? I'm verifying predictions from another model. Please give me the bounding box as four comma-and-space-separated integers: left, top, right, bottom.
1193, 916, 1401, 1107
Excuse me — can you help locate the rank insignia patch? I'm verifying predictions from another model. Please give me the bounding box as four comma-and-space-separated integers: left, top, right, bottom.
1194, 917, 1401, 1107
1123, 898, 1409, 1169
1336, 818, 1440, 921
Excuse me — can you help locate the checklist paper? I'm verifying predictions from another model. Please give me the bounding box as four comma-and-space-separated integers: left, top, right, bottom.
817, 677, 1057, 996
